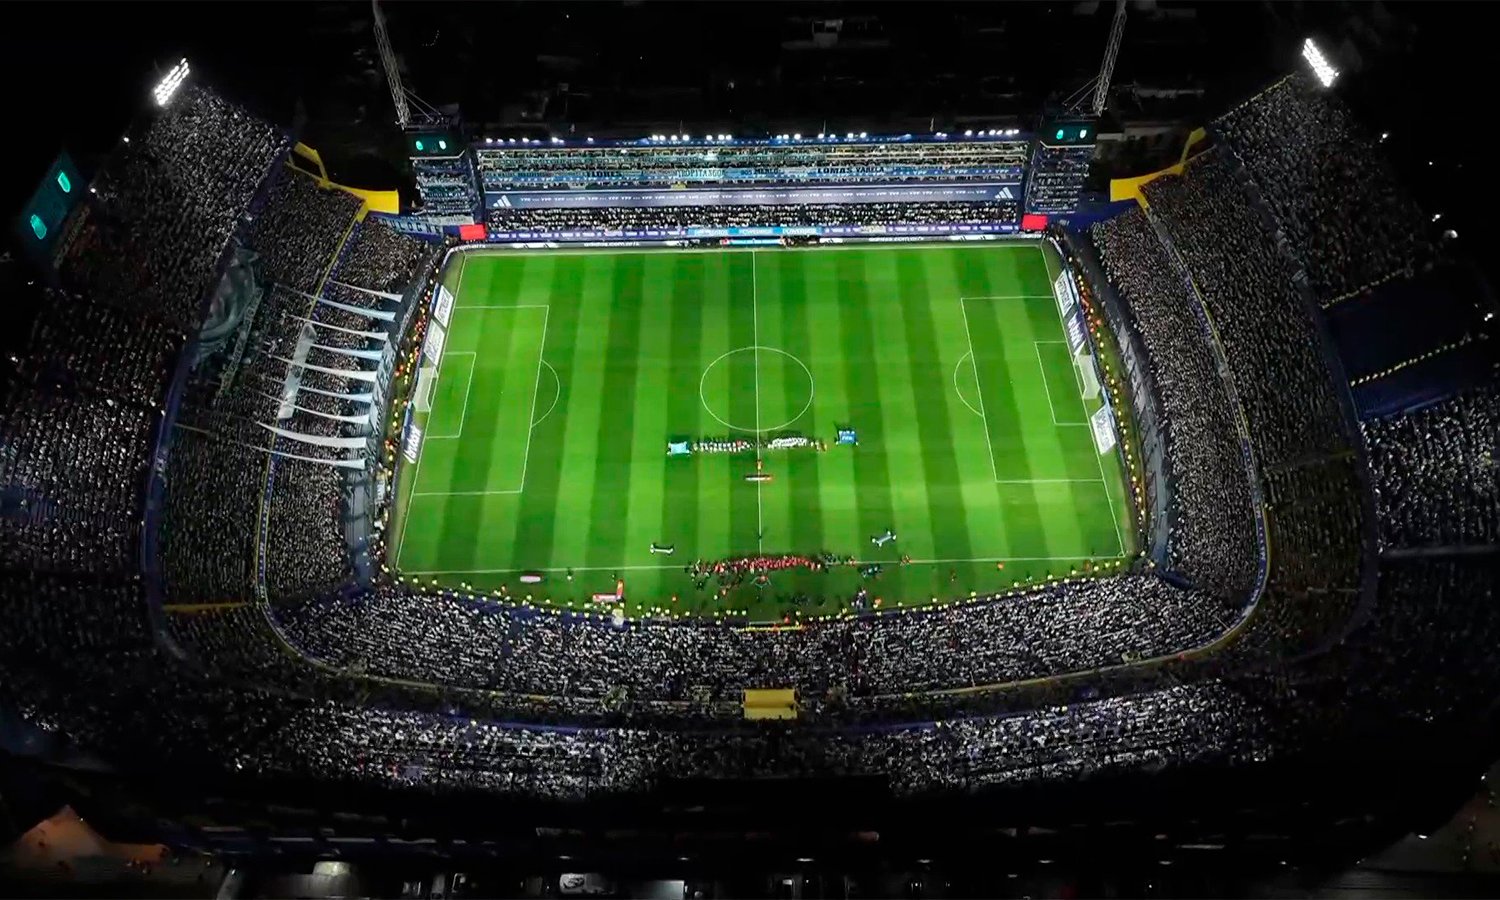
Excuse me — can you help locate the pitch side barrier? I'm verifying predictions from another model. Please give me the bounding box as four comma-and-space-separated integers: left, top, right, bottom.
1054, 228, 1171, 565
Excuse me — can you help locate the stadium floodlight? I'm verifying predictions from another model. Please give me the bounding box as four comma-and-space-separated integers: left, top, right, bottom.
1302, 37, 1339, 87
152, 58, 190, 107
964, 129, 973, 136
860, 131, 868, 138
793, 133, 801, 140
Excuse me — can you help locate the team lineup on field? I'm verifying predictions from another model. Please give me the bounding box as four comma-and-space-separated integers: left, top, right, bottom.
391, 242, 1135, 620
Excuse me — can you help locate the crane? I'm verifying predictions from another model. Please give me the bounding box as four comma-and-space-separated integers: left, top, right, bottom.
373, 0, 409, 128
1062, 0, 1128, 118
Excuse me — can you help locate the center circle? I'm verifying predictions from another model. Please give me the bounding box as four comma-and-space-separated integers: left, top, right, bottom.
698, 346, 815, 434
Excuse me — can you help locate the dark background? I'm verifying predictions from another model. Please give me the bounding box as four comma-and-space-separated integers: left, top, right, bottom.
0, 2, 1486, 207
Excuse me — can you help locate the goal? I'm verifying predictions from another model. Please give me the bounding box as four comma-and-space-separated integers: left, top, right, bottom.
413, 366, 437, 412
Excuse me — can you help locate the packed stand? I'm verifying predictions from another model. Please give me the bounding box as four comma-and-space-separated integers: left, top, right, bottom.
159, 429, 260, 603
19, 294, 179, 407
1254, 458, 1366, 653
333, 219, 432, 294
1091, 209, 1259, 599
165, 281, 333, 597
0, 386, 156, 575
1216, 72, 1429, 303
275, 573, 1232, 705
477, 139, 1029, 190
166, 191, 377, 603
1142, 149, 1351, 469
1142, 149, 1368, 655
1361, 384, 1500, 548
246, 167, 362, 293
264, 459, 354, 601
59, 85, 286, 328
487, 200, 1018, 232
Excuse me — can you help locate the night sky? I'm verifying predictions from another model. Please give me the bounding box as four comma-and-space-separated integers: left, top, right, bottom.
0, 2, 1488, 258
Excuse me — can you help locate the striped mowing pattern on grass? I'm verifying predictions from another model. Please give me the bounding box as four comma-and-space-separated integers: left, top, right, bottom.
392, 243, 1134, 619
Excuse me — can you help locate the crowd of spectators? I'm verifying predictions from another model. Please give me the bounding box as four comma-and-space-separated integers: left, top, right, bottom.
59, 85, 286, 328
487, 200, 1018, 232
1141, 148, 1367, 657
0, 387, 154, 575
1216, 72, 1430, 303
19, 294, 179, 407
247, 167, 362, 293
6, 71, 1498, 811
334, 220, 434, 295
274, 573, 1232, 707
1361, 384, 1500, 548
1090, 209, 1258, 599
477, 139, 1029, 190
164, 171, 430, 604
1142, 149, 1351, 470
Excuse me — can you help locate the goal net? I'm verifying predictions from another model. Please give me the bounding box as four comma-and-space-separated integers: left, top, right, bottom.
1075, 352, 1103, 401
413, 366, 437, 412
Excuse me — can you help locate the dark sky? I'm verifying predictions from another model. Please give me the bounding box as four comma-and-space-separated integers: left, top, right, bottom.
0, 2, 1490, 225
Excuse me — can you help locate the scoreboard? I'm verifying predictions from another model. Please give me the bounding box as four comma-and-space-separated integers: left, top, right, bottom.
1026, 117, 1098, 216
1045, 121, 1096, 145
14, 152, 84, 265
407, 131, 463, 157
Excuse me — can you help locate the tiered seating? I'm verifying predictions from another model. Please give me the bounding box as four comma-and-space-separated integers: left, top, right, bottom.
1143, 148, 1366, 656
59, 85, 286, 327
1091, 209, 1258, 598
477, 139, 1029, 190
487, 200, 1018, 232
1361, 385, 1500, 548
1216, 72, 1430, 303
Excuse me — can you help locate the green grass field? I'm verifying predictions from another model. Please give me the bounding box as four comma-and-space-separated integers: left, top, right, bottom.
391, 243, 1133, 620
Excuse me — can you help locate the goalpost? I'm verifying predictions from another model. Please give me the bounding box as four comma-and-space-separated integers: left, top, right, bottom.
413, 366, 437, 412
1075, 352, 1103, 400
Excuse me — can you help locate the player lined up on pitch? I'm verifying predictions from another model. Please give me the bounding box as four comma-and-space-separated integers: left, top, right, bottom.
668, 434, 826, 456
686, 552, 856, 590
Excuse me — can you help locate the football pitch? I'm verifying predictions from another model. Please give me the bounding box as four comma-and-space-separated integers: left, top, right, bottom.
391, 243, 1134, 620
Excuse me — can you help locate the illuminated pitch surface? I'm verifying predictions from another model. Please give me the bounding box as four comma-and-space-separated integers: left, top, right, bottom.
392, 244, 1133, 619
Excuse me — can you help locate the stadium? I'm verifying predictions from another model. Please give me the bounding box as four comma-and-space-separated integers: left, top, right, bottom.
0, 2, 1496, 897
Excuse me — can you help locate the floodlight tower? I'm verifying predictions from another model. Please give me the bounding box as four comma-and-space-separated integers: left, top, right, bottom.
1301, 37, 1340, 88
1026, 0, 1124, 219
1059, 0, 1127, 118
1091, 0, 1128, 117
153, 58, 191, 108
373, 0, 410, 127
